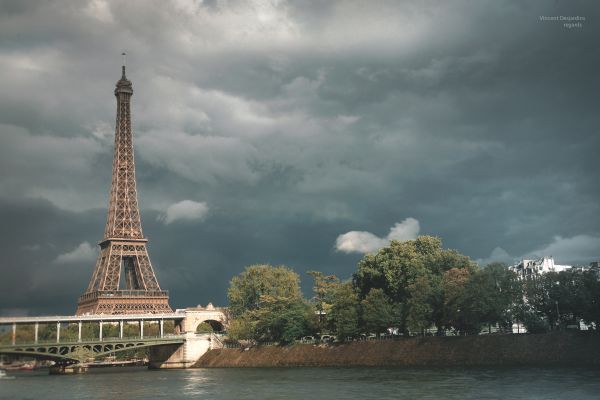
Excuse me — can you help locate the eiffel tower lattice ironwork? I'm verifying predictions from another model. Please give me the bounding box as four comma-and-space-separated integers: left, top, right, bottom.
76, 63, 172, 315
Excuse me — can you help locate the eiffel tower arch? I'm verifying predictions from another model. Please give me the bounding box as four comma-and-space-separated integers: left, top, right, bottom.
76, 64, 172, 315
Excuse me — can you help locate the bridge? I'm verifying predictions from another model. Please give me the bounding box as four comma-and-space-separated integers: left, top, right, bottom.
0, 307, 227, 372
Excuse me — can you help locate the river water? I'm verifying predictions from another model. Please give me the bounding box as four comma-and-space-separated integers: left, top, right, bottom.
1, 366, 599, 400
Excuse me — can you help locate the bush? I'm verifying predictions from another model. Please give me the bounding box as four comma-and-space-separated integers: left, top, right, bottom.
522, 312, 550, 334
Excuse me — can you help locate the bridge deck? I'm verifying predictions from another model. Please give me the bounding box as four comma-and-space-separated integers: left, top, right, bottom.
0, 334, 186, 347
0, 312, 186, 325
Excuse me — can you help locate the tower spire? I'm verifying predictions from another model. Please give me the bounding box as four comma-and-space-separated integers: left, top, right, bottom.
122, 52, 126, 78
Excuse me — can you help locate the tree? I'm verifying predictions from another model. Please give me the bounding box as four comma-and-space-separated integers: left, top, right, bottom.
523, 269, 596, 330
361, 288, 395, 335
436, 267, 472, 332
227, 314, 256, 342
226, 264, 312, 343
405, 275, 434, 334
329, 282, 360, 340
521, 310, 550, 333
228, 264, 303, 317
353, 236, 476, 333
523, 272, 565, 329
253, 296, 315, 344
307, 271, 340, 332
196, 322, 214, 333
455, 263, 522, 334
581, 271, 600, 328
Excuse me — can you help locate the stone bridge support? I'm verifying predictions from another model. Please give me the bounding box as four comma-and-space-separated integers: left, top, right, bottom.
149, 333, 211, 369
148, 306, 227, 369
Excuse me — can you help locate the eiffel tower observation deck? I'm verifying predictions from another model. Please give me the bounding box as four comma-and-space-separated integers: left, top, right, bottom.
76, 61, 172, 315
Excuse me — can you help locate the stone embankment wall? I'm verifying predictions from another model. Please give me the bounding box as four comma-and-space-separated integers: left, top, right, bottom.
194, 332, 600, 368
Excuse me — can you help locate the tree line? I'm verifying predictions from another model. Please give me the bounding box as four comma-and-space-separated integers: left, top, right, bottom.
226, 236, 600, 343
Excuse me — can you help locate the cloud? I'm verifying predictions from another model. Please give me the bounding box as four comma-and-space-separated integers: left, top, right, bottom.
478, 235, 600, 266
525, 235, 600, 264
0, 124, 107, 210
21, 244, 41, 251
1, 1, 600, 315
84, 0, 114, 24
476, 247, 513, 266
160, 200, 209, 224
53, 242, 96, 264
335, 218, 420, 254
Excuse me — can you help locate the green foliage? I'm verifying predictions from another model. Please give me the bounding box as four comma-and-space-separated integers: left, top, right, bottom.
228, 264, 303, 318
580, 271, 600, 326
521, 269, 600, 330
353, 236, 476, 333
226, 264, 313, 343
307, 270, 340, 332
253, 296, 315, 344
328, 282, 360, 340
440, 274, 480, 335
457, 263, 522, 333
196, 322, 214, 333
227, 314, 255, 341
521, 311, 550, 334
361, 288, 395, 334
405, 274, 433, 333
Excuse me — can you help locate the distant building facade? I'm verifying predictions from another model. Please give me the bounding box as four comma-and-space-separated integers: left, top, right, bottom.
509, 256, 600, 280
509, 256, 572, 279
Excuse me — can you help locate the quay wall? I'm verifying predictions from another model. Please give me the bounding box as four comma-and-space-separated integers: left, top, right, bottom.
194, 332, 600, 368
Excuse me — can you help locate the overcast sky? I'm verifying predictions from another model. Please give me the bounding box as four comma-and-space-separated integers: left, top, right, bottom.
1, 0, 599, 316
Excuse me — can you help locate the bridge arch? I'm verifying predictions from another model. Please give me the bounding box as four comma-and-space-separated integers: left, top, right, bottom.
195, 319, 224, 333
180, 308, 227, 334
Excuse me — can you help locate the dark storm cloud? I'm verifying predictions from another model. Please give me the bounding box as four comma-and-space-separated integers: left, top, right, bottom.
1, 0, 599, 315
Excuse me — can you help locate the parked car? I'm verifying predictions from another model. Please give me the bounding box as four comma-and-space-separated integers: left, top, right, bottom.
320, 334, 335, 343
301, 336, 315, 343
358, 333, 377, 341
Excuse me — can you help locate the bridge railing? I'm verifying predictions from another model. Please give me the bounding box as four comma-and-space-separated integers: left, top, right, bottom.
0, 334, 187, 347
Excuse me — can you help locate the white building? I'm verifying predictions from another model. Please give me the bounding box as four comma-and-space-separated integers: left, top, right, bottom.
509, 256, 572, 279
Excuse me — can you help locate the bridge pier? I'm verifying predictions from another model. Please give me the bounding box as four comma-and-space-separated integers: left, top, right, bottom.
148, 333, 211, 369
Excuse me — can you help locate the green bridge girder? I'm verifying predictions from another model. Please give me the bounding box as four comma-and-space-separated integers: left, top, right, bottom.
0, 335, 186, 363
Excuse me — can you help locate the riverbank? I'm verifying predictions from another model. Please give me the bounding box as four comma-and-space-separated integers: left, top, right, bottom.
195, 331, 600, 368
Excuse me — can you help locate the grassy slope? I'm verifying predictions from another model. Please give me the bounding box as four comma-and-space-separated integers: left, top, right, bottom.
195, 332, 600, 368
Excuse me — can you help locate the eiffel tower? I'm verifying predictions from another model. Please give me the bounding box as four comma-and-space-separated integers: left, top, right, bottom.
76, 62, 172, 315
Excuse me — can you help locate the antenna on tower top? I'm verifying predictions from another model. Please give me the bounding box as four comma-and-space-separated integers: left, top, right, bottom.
121, 52, 127, 78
